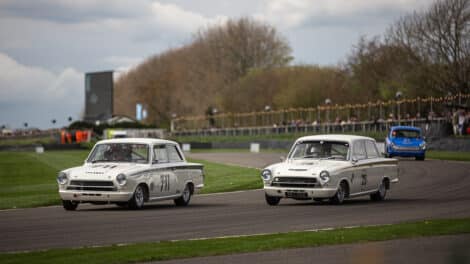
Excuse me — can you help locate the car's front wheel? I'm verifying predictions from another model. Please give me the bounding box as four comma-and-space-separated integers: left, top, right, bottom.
370, 180, 387, 201
62, 200, 78, 211
174, 184, 192, 206
330, 181, 347, 204
128, 184, 146, 210
265, 194, 281, 206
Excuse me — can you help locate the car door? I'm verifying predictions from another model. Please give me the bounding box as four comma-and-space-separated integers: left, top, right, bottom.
351, 140, 368, 194
151, 144, 173, 197
166, 144, 185, 195
364, 140, 382, 192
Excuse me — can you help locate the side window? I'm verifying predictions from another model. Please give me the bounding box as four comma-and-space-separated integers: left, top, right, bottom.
365, 140, 379, 159
167, 145, 183, 162
352, 141, 367, 160
153, 145, 168, 163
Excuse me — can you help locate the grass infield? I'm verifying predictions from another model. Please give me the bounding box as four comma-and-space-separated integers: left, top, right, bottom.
0, 218, 469, 264
426, 151, 470, 162
0, 151, 261, 209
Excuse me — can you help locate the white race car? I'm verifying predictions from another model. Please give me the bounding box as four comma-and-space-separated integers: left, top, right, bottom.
57, 138, 204, 210
262, 135, 399, 205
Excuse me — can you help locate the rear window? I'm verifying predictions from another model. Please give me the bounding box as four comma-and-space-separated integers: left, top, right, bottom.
365, 140, 379, 158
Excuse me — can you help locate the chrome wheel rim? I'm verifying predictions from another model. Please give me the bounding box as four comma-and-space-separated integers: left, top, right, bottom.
337, 185, 344, 202
183, 187, 190, 202
379, 183, 386, 197
135, 186, 144, 207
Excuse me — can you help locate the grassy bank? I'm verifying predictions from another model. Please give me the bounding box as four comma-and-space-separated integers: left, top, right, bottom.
0, 151, 261, 209
0, 151, 89, 209
171, 131, 388, 143
0, 136, 55, 146
194, 159, 261, 194
427, 151, 470, 162
1, 218, 469, 264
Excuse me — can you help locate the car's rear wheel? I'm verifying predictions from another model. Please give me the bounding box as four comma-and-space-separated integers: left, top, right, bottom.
330, 181, 347, 204
370, 180, 387, 201
265, 194, 281, 206
174, 184, 192, 206
62, 200, 78, 211
128, 184, 146, 210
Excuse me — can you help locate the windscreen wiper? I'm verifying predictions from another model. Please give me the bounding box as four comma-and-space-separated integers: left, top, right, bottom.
91, 159, 111, 163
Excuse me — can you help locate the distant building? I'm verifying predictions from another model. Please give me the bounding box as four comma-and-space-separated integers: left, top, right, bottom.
84, 71, 114, 123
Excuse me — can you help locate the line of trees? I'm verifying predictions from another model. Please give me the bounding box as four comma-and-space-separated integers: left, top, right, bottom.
114, 0, 469, 127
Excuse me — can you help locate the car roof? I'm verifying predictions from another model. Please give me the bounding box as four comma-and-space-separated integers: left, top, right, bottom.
391, 126, 421, 131
295, 134, 375, 144
96, 138, 177, 145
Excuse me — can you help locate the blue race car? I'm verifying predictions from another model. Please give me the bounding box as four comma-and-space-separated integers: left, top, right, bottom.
385, 126, 426, 160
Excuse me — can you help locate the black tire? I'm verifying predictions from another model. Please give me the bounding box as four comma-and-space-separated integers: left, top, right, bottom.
370, 180, 387, 201
62, 200, 78, 211
174, 184, 192, 206
330, 181, 347, 205
128, 184, 146, 210
265, 193, 281, 206
415, 156, 425, 161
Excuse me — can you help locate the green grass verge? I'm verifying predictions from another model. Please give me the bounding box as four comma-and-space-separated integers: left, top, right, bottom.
0, 151, 261, 209
190, 159, 261, 194
0, 136, 55, 146
1, 218, 469, 264
427, 151, 470, 162
171, 131, 388, 143
188, 148, 287, 153
0, 151, 89, 209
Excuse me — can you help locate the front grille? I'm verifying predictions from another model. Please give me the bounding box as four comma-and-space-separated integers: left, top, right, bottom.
271, 177, 318, 188
67, 180, 116, 192
394, 146, 420, 151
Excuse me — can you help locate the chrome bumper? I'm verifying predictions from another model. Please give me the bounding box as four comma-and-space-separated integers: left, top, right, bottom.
59, 190, 133, 202
264, 186, 337, 198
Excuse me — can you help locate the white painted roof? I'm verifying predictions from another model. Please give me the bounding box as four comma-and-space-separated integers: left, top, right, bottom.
295, 134, 375, 143
96, 138, 177, 145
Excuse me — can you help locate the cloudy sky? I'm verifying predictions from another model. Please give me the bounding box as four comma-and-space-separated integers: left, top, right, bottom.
0, 0, 431, 129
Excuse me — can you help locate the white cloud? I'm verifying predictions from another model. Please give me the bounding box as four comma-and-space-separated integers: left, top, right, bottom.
150, 2, 228, 34
0, 53, 84, 129
0, 53, 82, 103
256, 0, 430, 30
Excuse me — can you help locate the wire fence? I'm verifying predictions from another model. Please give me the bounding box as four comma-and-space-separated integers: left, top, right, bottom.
171, 93, 469, 133
171, 118, 450, 139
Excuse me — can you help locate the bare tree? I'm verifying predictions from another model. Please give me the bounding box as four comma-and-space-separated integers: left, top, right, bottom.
114, 17, 292, 126
387, 0, 469, 94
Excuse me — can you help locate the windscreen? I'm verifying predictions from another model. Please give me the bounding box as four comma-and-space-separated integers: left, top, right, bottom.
88, 143, 149, 163
392, 130, 421, 138
289, 141, 349, 160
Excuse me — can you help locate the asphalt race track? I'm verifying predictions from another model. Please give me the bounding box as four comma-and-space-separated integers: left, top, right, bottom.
1, 153, 470, 252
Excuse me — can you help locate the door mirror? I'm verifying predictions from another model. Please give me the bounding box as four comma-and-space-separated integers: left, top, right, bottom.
280, 156, 285, 162
351, 158, 358, 165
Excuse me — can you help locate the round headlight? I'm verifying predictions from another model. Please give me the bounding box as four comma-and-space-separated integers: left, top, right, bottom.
261, 170, 272, 181
420, 142, 426, 150
57, 172, 68, 185
116, 173, 127, 186
319, 171, 330, 183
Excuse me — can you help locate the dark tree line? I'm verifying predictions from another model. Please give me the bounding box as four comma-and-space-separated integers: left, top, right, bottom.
114, 0, 469, 127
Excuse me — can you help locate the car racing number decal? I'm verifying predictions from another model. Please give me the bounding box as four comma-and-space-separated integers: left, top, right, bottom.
160, 174, 170, 192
